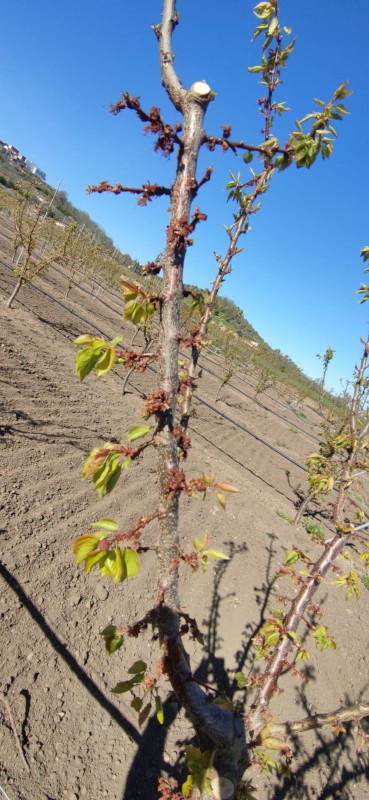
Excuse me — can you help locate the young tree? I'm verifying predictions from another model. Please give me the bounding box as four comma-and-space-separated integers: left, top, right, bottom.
317, 345, 335, 411
0, 188, 74, 308
71, 3, 367, 798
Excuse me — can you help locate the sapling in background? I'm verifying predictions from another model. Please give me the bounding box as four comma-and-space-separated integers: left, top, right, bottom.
0, 188, 75, 308
317, 345, 335, 411
71, 2, 369, 798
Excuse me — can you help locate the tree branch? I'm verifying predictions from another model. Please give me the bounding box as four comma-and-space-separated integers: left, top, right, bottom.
245, 529, 359, 738
270, 703, 369, 738
158, 0, 186, 112
86, 181, 171, 205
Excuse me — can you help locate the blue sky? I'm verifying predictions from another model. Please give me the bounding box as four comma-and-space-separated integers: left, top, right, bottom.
1, 1, 368, 393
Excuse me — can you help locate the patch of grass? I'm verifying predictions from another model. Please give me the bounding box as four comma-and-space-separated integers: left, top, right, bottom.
297, 410, 307, 419
289, 427, 298, 434
361, 576, 369, 591
277, 510, 294, 524
305, 520, 325, 541
275, 441, 287, 449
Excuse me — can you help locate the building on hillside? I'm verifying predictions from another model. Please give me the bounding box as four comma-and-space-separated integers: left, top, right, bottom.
0, 139, 46, 181
25, 159, 46, 182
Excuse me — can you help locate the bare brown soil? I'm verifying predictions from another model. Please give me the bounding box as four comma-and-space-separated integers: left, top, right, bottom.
1, 221, 369, 799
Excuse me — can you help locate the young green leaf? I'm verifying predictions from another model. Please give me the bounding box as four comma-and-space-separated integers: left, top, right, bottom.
155, 695, 164, 725
91, 519, 119, 531
127, 425, 151, 442
100, 625, 124, 655
205, 548, 230, 562
73, 534, 103, 565
138, 703, 152, 728
124, 549, 141, 578
284, 550, 300, 567
215, 491, 226, 510
128, 660, 147, 675
131, 697, 143, 713
112, 680, 135, 694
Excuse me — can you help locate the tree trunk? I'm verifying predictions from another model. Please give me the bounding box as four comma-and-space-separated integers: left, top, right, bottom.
6, 278, 24, 309
154, 6, 248, 793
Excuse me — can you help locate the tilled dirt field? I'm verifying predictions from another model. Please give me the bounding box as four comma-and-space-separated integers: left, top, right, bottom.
1, 229, 369, 799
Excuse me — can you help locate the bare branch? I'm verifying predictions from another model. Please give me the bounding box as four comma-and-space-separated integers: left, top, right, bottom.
159, 0, 186, 111
86, 181, 171, 205
270, 703, 369, 738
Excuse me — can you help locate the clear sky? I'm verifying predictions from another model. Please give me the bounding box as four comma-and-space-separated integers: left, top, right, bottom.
1, 1, 368, 393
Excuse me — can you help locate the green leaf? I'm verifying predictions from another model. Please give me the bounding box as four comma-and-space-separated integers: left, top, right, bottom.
84, 550, 107, 574
235, 671, 250, 689
107, 635, 124, 655
334, 104, 349, 115
274, 154, 292, 171
205, 548, 230, 561
131, 697, 143, 713
104, 464, 123, 496
99, 549, 123, 585
243, 152, 253, 164
110, 336, 122, 347
182, 775, 194, 797
215, 492, 226, 510
200, 555, 208, 573
73, 534, 101, 565
128, 660, 147, 675
124, 549, 141, 578
194, 532, 208, 553
253, 2, 274, 19
138, 703, 152, 728
285, 549, 299, 566
248, 65, 264, 74
100, 626, 124, 654
75, 348, 100, 381
127, 424, 151, 442
268, 16, 278, 36
73, 335, 95, 346
155, 695, 164, 725
95, 346, 116, 377
112, 680, 135, 694
91, 519, 119, 531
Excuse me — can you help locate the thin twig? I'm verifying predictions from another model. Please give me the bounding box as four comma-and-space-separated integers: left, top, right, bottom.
0, 691, 30, 773
270, 703, 369, 738
0, 785, 13, 800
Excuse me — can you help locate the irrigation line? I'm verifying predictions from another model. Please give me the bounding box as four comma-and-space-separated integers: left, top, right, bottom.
2, 257, 367, 504
3, 259, 369, 521
41, 260, 319, 444
194, 395, 308, 473
0, 216, 321, 439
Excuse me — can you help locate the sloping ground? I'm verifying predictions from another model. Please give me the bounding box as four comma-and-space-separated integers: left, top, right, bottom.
1, 245, 369, 800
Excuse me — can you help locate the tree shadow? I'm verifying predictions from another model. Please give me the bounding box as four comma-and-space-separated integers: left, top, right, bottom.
0, 561, 141, 747
0, 406, 120, 450
122, 536, 280, 799
122, 529, 369, 799
266, 686, 369, 799
285, 469, 332, 521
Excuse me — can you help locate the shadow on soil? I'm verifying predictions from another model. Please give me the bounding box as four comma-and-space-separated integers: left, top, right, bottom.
267, 686, 369, 800
0, 561, 140, 746
1, 547, 367, 800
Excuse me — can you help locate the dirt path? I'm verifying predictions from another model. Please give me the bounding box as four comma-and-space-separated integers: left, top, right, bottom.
1, 246, 369, 799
